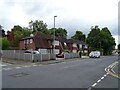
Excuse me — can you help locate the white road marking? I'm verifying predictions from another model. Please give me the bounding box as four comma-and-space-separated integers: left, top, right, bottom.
38, 65, 42, 66
101, 76, 104, 80
105, 61, 119, 78
87, 87, 92, 90
107, 68, 110, 71
92, 83, 97, 87
105, 67, 107, 70
88, 61, 118, 90
23, 66, 31, 68
0, 64, 7, 67
50, 64, 55, 65
15, 67, 21, 69
104, 74, 107, 77
2, 63, 43, 71
97, 79, 101, 83
3, 68, 12, 70
32, 65, 37, 66
88, 73, 108, 90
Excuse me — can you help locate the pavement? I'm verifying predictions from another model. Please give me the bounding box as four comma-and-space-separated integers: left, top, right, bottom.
2, 56, 89, 65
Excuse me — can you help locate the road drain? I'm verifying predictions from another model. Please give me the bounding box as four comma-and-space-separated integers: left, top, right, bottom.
9, 73, 29, 77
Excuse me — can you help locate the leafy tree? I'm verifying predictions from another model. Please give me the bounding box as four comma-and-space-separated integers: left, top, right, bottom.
100, 27, 116, 55
118, 44, 120, 50
87, 26, 116, 55
86, 26, 101, 51
29, 20, 49, 34
49, 28, 67, 38
0, 25, 6, 37
0, 38, 9, 50
71, 31, 86, 41
11, 25, 32, 47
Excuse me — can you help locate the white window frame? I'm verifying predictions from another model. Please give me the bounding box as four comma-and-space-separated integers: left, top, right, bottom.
73, 43, 77, 47
52, 40, 59, 45
30, 39, 33, 44
79, 44, 82, 48
27, 39, 29, 44
24, 40, 27, 44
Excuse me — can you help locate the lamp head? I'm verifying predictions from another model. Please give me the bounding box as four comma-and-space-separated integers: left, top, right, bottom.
54, 16, 57, 17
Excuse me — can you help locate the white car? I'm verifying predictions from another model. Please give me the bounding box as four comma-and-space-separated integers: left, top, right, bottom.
89, 51, 100, 58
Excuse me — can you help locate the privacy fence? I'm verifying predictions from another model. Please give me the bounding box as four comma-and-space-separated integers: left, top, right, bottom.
1, 50, 56, 62
64, 53, 79, 59
1, 50, 80, 62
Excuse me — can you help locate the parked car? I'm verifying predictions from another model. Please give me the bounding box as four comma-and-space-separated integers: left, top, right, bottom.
89, 51, 100, 58
24, 50, 40, 54
56, 54, 64, 58
56, 52, 68, 58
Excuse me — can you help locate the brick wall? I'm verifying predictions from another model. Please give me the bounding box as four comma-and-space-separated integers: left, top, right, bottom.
20, 40, 36, 50
20, 41, 24, 49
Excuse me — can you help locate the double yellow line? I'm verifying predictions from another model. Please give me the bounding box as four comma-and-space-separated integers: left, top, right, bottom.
105, 61, 120, 79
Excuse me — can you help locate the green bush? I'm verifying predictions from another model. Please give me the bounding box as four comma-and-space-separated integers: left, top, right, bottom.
0, 38, 10, 50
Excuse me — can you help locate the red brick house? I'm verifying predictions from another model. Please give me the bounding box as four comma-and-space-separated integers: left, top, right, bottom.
20, 32, 88, 54
62, 39, 88, 53
20, 32, 54, 54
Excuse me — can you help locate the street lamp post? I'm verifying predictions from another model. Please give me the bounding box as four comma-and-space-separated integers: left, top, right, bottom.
53, 16, 57, 54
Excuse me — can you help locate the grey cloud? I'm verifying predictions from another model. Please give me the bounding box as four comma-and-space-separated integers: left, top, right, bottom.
57, 19, 118, 38
0, 0, 118, 40
19, 1, 65, 18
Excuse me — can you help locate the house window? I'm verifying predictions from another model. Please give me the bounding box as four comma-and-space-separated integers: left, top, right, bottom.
73, 43, 77, 47
24, 40, 27, 44
27, 39, 29, 44
79, 44, 82, 48
30, 39, 33, 43
64, 42, 67, 46
52, 40, 59, 45
82, 45, 85, 49
24, 39, 29, 44
84, 45, 87, 49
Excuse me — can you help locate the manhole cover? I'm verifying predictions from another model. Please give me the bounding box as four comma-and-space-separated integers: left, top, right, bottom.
9, 73, 29, 77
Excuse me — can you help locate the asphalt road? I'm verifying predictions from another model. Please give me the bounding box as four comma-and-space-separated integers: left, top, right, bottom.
2, 56, 119, 88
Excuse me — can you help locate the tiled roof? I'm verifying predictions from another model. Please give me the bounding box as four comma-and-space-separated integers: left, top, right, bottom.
33, 32, 51, 49
66, 39, 86, 45
20, 32, 87, 49
20, 36, 33, 40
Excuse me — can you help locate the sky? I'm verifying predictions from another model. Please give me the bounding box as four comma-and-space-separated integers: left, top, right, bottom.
0, 0, 119, 48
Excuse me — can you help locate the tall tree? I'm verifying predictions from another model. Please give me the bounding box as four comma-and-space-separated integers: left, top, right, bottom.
49, 28, 67, 38
86, 25, 101, 51
71, 31, 86, 41
87, 26, 116, 55
118, 44, 120, 50
10, 25, 32, 47
29, 20, 48, 34
100, 27, 116, 55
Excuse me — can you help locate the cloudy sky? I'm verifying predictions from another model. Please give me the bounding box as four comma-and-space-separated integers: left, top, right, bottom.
0, 0, 119, 47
